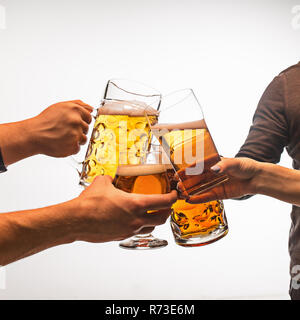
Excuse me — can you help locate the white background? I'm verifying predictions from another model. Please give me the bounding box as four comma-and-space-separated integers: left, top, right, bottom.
0, 0, 299, 300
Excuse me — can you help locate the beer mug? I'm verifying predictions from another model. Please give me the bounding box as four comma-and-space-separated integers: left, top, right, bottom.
76, 79, 162, 187
170, 199, 228, 247
147, 88, 228, 196
114, 145, 171, 249
163, 152, 229, 247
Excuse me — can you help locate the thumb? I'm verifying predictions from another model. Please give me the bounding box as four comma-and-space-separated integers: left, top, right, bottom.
211, 158, 241, 174
92, 175, 114, 187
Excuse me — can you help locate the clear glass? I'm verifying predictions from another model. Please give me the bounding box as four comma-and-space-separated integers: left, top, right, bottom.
148, 88, 228, 196
148, 89, 229, 246
114, 145, 171, 250
170, 199, 228, 247
79, 79, 161, 187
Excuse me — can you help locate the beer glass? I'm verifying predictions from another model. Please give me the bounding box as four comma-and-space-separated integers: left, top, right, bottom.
147, 89, 228, 196
114, 146, 171, 249
78, 79, 161, 187
170, 199, 228, 246
164, 155, 229, 247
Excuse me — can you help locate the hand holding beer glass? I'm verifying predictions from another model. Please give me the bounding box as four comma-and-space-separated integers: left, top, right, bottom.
75, 79, 173, 249
114, 145, 172, 249
147, 89, 229, 246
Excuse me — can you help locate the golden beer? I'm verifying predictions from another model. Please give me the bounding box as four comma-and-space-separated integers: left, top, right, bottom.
80, 99, 158, 186
152, 120, 228, 196
114, 164, 171, 198
114, 163, 171, 249
170, 199, 228, 246
165, 166, 228, 246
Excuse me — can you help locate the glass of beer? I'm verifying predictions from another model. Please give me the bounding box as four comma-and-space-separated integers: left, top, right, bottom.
164, 156, 229, 247
147, 89, 228, 197
78, 79, 161, 187
114, 146, 172, 250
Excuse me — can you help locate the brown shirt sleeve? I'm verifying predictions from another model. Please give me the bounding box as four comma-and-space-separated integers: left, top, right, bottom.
236, 74, 289, 163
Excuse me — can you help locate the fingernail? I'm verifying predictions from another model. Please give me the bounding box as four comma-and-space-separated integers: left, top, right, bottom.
211, 165, 221, 173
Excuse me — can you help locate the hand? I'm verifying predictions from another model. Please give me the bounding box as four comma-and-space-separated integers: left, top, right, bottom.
32, 100, 93, 157
186, 157, 261, 204
72, 175, 178, 243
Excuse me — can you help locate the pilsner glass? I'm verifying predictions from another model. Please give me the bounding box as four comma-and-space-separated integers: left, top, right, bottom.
79, 79, 161, 187
148, 89, 228, 196
114, 146, 171, 250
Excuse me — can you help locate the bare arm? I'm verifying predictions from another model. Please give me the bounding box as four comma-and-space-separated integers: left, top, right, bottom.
187, 157, 300, 207
0, 176, 177, 266
255, 162, 300, 206
0, 200, 77, 265
0, 100, 93, 166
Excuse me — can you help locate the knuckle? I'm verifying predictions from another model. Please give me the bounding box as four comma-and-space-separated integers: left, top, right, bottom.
71, 144, 80, 154
72, 100, 83, 104
68, 114, 81, 126
129, 198, 143, 212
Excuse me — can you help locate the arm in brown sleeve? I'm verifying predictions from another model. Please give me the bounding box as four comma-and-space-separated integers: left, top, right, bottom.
236, 74, 289, 163
234, 73, 289, 200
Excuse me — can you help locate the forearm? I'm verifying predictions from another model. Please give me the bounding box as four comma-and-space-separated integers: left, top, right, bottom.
0, 118, 40, 166
0, 200, 79, 266
254, 163, 300, 206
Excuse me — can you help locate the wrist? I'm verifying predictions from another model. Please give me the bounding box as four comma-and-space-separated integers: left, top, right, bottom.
21, 117, 45, 156
0, 119, 41, 166
61, 197, 89, 242
250, 162, 268, 195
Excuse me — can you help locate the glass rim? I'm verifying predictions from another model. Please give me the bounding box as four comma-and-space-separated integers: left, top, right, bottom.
105, 78, 162, 98
159, 88, 203, 114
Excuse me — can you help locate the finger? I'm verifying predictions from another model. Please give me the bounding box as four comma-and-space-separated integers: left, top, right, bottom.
81, 121, 89, 134
211, 158, 240, 174
86, 175, 114, 192
77, 107, 93, 124
72, 100, 94, 112
143, 208, 172, 226
177, 181, 189, 199
187, 191, 222, 204
93, 175, 113, 185
79, 134, 87, 145
135, 190, 178, 211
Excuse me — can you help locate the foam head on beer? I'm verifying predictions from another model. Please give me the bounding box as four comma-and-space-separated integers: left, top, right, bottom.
114, 163, 170, 195
150, 119, 228, 196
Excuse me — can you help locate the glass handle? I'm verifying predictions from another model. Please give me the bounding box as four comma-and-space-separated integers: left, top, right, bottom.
67, 103, 100, 177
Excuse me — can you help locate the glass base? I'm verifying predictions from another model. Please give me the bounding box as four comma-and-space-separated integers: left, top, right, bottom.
173, 226, 229, 247
119, 234, 168, 250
